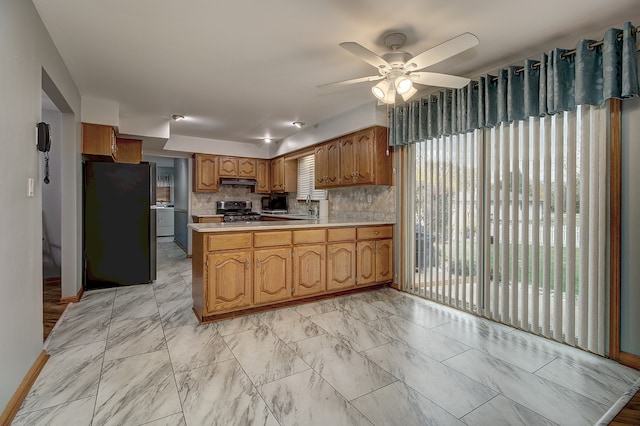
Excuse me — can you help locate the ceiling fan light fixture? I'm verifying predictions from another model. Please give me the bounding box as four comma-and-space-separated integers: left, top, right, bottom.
371, 80, 390, 100
400, 86, 418, 101
394, 76, 413, 94
263, 137, 272, 143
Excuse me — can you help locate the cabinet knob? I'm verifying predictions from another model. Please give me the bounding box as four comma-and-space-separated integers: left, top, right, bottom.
246, 259, 250, 269
374, 231, 379, 235
257, 258, 261, 269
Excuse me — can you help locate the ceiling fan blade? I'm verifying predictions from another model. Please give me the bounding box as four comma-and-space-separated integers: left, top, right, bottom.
318, 75, 384, 88
405, 32, 479, 71
339, 42, 391, 70
410, 72, 471, 89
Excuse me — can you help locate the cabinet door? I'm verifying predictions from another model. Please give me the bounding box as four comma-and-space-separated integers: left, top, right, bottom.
356, 240, 376, 286
113, 137, 142, 164
193, 154, 219, 192
206, 251, 252, 313
293, 245, 326, 297
326, 140, 341, 186
82, 123, 115, 156
254, 247, 292, 304
354, 128, 375, 184
256, 159, 270, 193
327, 242, 356, 291
270, 157, 284, 191
218, 157, 238, 177
314, 145, 328, 188
376, 239, 393, 282
340, 136, 355, 186
238, 158, 257, 178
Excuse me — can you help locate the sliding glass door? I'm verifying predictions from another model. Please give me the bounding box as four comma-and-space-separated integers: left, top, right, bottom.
403, 104, 608, 354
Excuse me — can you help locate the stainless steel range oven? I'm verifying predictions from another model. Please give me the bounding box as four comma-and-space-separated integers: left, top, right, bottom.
216, 200, 261, 222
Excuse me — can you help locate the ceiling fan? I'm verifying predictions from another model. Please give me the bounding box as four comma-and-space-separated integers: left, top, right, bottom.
320, 32, 479, 104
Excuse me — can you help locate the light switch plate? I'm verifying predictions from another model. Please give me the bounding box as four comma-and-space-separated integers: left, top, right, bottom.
27, 177, 34, 197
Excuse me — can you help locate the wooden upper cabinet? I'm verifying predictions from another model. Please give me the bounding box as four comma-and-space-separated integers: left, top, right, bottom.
340, 135, 356, 186
218, 157, 238, 177
255, 159, 270, 193
314, 144, 328, 188
353, 128, 375, 184
238, 158, 257, 178
326, 140, 341, 186
313, 126, 392, 188
113, 137, 142, 164
82, 123, 115, 157
193, 153, 219, 192
315, 140, 340, 188
270, 157, 284, 192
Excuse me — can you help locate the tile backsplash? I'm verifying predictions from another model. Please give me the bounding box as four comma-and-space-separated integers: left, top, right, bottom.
191, 187, 266, 214
192, 185, 396, 223
288, 186, 396, 222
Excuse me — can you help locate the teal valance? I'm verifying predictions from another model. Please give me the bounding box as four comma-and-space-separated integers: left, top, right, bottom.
390, 22, 639, 146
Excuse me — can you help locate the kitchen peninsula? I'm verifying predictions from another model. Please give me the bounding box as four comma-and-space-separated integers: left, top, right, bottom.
190, 219, 394, 323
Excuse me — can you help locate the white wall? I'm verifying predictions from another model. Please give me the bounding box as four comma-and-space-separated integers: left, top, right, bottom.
620, 95, 640, 356
0, 0, 81, 411
164, 134, 270, 158
270, 101, 388, 157
41, 107, 62, 276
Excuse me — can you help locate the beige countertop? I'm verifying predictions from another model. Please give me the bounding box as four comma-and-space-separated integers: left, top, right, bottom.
189, 218, 395, 233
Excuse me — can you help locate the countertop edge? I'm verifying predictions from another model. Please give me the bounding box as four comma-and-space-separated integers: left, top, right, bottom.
188, 219, 395, 233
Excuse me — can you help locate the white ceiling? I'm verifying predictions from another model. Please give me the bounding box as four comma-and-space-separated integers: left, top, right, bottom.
33, 0, 640, 145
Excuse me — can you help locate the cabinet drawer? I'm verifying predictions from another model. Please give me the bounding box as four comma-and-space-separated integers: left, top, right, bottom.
254, 231, 292, 247
293, 229, 326, 244
357, 226, 393, 240
327, 227, 356, 242
207, 233, 252, 251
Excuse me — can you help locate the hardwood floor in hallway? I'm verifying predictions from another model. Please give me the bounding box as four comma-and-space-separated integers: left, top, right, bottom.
42, 277, 67, 341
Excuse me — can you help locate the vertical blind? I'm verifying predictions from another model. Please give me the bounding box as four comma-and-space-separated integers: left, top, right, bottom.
297, 155, 327, 201
404, 104, 608, 354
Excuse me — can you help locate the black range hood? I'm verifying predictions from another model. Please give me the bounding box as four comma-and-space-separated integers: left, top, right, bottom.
219, 177, 257, 186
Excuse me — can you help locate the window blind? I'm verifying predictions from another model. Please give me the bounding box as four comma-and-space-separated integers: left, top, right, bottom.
297, 155, 327, 201
403, 104, 608, 355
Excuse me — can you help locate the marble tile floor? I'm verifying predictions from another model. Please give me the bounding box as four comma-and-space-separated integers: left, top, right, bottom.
12, 239, 640, 426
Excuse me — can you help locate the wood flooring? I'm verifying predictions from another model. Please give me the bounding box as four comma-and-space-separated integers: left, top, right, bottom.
43, 277, 67, 341
611, 389, 640, 425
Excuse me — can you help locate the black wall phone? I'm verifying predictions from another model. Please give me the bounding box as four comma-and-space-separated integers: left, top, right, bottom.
37, 122, 51, 184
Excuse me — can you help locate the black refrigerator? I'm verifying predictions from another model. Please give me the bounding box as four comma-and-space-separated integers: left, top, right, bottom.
83, 161, 157, 289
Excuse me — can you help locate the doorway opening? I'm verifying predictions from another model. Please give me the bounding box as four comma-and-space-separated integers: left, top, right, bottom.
41, 90, 64, 340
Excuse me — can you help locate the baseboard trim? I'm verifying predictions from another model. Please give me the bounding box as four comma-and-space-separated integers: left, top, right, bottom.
59, 286, 84, 304
0, 350, 49, 426
620, 351, 640, 370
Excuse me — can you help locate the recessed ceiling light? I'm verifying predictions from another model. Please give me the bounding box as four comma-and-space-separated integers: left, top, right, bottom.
263, 138, 272, 143
171, 114, 185, 121
292, 121, 305, 128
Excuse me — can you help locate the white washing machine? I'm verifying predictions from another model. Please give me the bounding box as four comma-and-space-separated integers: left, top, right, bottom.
156, 207, 175, 237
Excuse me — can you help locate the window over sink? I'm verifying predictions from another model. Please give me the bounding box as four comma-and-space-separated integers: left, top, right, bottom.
296, 155, 327, 201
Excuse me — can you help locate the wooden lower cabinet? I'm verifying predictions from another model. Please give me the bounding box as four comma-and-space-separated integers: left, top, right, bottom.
327, 242, 356, 291
205, 250, 252, 314
357, 240, 376, 286
293, 245, 326, 297
193, 225, 393, 322
376, 239, 393, 282
254, 247, 292, 305
357, 238, 393, 285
